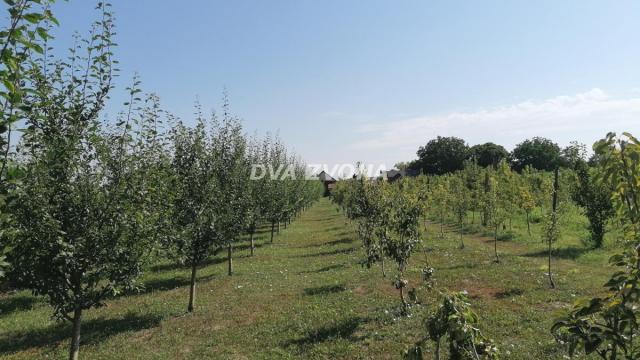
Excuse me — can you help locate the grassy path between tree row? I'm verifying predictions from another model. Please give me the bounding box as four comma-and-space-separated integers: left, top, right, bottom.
0, 198, 616, 359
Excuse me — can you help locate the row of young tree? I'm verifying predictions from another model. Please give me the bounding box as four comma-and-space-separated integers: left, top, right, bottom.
0, 2, 322, 360
332, 132, 638, 359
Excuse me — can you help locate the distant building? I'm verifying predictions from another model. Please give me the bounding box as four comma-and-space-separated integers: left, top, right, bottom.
382, 169, 419, 182
318, 171, 337, 196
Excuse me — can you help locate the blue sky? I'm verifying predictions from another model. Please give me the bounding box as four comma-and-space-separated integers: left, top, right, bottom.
48, 0, 640, 168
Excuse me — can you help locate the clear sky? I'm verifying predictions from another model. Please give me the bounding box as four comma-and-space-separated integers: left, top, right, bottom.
48, 0, 640, 169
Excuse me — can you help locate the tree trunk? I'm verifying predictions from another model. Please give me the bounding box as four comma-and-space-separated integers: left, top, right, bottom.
549, 168, 559, 289
270, 221, 275, 243
459, 228, 465, 249
435, 339, 441, 360
399, 286, 407, 314
381, 258, 386, 277
277, 221, 280, 234
250, 231, 255, 256
284, 219, 287, 229
227, 243, 233, 276
188, 260, 198, 312
526, 212, 531, 236
69, 307, 82, 360
494, 226, 499, 263
548, 238, 555, 289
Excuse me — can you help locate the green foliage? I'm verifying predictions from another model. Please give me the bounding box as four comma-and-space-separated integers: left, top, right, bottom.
169, 113, 225, 308
511, 137, 561, 171
10, 0, 119, 315
468, 142, 509, 168
449, 175, 470, 248
595, 132, 640, 241
335, 176, 423, 312
553, 132, 640, 359
413, 136, 469, 175
5, 5, 170, 359
383, 180, 422, 313
405, 291, 499, 359
0, 0, 58, 279
572, 160, 614, 248
561, 141, 588, 169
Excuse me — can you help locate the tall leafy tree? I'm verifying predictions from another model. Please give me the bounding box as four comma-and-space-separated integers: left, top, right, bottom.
412, 136, 469, 175
468, 142, 509, 168
561, 141, 588, 168
510, 137, 561, 171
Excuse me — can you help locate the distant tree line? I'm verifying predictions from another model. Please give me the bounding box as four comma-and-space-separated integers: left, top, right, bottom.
407, 136, 589, 175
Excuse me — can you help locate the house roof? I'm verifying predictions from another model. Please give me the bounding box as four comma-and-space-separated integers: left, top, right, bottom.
318, 171, 337, 182
386, 169, 403, 179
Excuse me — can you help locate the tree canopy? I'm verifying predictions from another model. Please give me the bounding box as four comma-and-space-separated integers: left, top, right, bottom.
411, 136, 469, 175
468, 142, 509, 168
510, 137, 561, 171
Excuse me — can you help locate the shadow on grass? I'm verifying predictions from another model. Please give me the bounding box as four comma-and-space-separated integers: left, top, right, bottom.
283, 317, 366, 349
130, 273, 217, 296
234, 242, 266, 252
150, 254, 248, 273
296, 248, 356, 258
324, 238, 356, 246
494, 288, 525, 299
298, 264, 346, 274
303, 284, 347, 296
442, 263, 478, 271
0, 295, 40, 318
522, 246, 590, 260
305, 238, 355, 248
322, 226, 348, 233
0, 311, 162, 355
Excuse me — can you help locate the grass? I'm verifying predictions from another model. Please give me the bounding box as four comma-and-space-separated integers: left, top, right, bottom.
0, 198, 623, 359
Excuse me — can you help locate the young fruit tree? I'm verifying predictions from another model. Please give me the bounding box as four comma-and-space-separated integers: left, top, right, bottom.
263, 136, 288, 242
462, 161, 482, 225
404, 292, 499, 360
449, 175, 470, 249
517, 184, 535, 237
571, 160, 614, 248
210, 99, 251, 276
483, 174, 507, 263
169, 113, 221, 313
245, 136, 264, 256
354, 177, 387, 277
543, 168, 560, 289
429, 180, 450, 238
10, 6, 163, 359
382, 180, 422, 314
